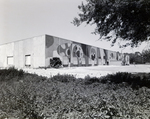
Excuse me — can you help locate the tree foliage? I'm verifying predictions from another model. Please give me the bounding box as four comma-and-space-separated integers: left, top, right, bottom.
73, 0, 150, 47
129, 52, 144, 64
142, 49, 150, 63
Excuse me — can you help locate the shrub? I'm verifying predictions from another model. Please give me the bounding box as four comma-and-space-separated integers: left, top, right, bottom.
0, 68, 45, 119
51, 74, 76, 82
101, 72, 150, 89
84, 75, 100, 85
0, 67, 24, 82
0, 69, 150, 118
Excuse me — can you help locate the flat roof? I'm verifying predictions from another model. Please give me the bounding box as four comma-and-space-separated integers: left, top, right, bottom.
0, 34, 119, 52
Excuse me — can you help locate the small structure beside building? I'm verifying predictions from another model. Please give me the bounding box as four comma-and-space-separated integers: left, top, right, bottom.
0, 34, 129, 68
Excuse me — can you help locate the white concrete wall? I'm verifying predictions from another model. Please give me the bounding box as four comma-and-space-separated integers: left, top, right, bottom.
14, 37, 34, 68
33, 35, 45, 68
0, 43, 14, 67
0, 35, 45, 68
14, 40, 24, 68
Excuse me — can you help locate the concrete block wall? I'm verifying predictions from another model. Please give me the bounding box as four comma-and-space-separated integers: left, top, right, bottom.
32, 35, 45, 68
0, 43, 14, 67
0, 35, 45, 68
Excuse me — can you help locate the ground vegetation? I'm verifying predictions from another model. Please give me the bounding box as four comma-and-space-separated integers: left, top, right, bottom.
0, 68, 150, 118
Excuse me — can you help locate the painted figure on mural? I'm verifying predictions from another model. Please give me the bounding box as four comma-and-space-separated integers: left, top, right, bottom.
121, 54, 130, 65
56, 43, 85, 66
125, 55, 130, 65
57, 43, 72, 65
72, 44, 84, 66
90, 47, 97, 66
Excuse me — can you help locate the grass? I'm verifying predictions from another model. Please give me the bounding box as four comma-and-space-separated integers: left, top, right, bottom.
0, 68, 150, 118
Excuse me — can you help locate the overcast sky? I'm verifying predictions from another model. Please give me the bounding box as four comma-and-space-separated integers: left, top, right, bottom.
0, 0, 147, 53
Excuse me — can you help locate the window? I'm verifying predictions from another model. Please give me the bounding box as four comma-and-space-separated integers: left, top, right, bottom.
25, 55, 31, 66
7, 56, 14, 65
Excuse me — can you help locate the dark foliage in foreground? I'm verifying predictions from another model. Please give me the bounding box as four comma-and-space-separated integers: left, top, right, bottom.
52, 74, 76, 82
100, 72, 150, 89
0, 68, 150, 118
84, 72, 150, 89
0, 67, 24, 81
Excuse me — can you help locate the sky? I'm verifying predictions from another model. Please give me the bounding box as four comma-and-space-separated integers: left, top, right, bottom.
0, 0, 147, 53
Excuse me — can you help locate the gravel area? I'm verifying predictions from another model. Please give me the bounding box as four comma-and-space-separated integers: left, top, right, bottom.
23, 64, 150, 78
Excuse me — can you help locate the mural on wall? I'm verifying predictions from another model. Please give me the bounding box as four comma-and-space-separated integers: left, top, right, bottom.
116, 52, 122, 61
97, 48, 101, 65
81, 44, 89, 65
110, 53, 114, 59
57, 43, 72, 63
45, 36, 127, 67
72, 43, 84, 66
121, 54, 130, 65
56, 42, 85, 66
99, 48, 105, 65
109, 51, 117, 60
125, 55, 130, 65
90, 47, 97, 66
103, 49, 109, 65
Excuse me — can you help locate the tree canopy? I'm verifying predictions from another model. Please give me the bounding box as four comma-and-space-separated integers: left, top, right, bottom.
73, 0, 150, 47
142, 49, 150, 63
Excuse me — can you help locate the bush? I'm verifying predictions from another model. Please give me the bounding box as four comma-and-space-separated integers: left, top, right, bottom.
51, 74, 76, 83
84, 75, 100, 85
101, 72, 150, 89
0, 69, 150, 118
0, 68, 45, 119
0, 67, 24, 82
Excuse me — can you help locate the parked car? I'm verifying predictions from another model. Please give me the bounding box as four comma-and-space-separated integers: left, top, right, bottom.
50, 57, 62, 68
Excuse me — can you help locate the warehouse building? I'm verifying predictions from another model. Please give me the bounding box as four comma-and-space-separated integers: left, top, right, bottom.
0, 34, 129, 68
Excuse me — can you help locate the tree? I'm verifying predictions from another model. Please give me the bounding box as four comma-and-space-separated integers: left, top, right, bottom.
129, 52, 143, 64
73, 0, 150, 47
141, 49, 150, 63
